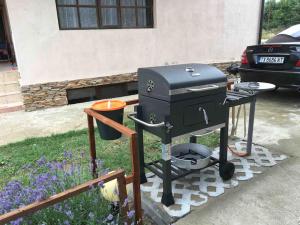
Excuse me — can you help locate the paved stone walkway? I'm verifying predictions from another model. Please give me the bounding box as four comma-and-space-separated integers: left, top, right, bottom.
0, 95, 137, 146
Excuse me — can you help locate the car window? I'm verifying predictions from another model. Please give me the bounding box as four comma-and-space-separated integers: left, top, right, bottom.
266, 34, 299, 43
278, 24, 300, 39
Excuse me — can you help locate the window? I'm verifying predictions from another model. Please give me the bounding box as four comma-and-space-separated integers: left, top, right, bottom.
56, 0, 154, 29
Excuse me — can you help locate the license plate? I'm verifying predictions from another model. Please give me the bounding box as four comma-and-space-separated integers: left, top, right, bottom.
258, 56, 285, 64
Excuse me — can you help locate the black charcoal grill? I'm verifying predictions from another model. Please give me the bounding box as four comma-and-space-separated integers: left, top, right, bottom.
128, 64, 235, 206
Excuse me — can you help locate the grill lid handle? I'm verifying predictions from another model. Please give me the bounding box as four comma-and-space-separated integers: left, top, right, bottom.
187, 84, 219, 92
128, 113, 166, 128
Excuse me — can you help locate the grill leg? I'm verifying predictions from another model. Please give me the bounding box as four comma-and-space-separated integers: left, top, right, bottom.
189, 135, 197, 144
135, 106, 147, 184
219, 108, 235, 180
161, 159, 175, 206
246, 97, 256, 155
220, 110, 229, 164
137, 127, 147, 184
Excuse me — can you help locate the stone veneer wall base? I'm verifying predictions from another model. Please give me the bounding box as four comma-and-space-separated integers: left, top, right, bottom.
21, 62, 236, 111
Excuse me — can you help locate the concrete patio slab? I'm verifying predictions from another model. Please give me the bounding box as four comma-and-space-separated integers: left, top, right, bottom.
175, 89, 300, 225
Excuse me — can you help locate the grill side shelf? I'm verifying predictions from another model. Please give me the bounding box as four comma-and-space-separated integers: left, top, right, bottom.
226, 91, 255, 107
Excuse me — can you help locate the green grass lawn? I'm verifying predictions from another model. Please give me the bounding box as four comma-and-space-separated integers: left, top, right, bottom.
0, 119, 220, 187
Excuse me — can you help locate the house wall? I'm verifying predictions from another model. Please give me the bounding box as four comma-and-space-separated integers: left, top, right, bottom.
6, 0, 261, 86
5, 0, 262, 110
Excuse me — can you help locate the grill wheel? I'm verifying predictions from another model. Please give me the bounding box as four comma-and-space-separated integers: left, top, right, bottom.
219, 162, 235, 181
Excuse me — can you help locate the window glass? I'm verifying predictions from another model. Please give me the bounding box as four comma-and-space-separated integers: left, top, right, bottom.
137, 0, 146, 6
101, 8, 118, 26
78, 0, 96, 5
120, 0, 135, 6
79, 8, 98, 28
58, 7, 79, 29
137, 8, 146, 27
57, 0, 76, 5
56, 0, 153, 29
121, 8, 136, 27
101, 0, 117, 6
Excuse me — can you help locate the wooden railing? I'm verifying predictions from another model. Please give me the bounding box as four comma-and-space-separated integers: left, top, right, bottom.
84, 99, 142, 224
0, 170, 129, 225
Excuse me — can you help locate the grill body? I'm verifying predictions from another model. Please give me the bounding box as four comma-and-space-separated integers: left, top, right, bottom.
131, 63, 234, 207
138, 64, 227, 138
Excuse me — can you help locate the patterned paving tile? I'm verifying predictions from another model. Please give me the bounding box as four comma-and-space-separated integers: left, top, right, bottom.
141, 142, 287, 218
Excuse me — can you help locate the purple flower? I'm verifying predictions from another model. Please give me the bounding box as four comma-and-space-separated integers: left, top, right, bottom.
122, 197, 129, 207
63, 220, 70, 225
35, 192, 45, 201
113, 187, 119, 195
127, 210, 135, 219
64, 151, 73, 159
64, 151, 68, 158
56, 162, 63, 170
96, 159, 103, 167
10, 218, 23, 225
65, 210, 74, 219
98, 181, 105, 188
80, 151, 85, 158
51, 175, 57, 181
37, 156, 46, 166
107, 213, 114, 221
102, 168, 110, 175
88, 212, 95, 220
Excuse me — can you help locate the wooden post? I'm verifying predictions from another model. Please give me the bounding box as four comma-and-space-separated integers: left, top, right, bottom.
84, 103, 143, 225
130, 133, 143, 224
87, 114, 97, 177
117, 171, 130, 224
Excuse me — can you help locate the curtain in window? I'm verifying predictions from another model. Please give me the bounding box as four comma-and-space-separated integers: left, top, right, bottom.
121, 8, 136, 27
101, 0, 118, 26
120, 0, 135, 6
101, 8, 118, 26
57, 0, 76, 5
79, 8, 98, 28
102, 0, 117, 6
137, 8, 146, 27
58, 7, 79, 29
137, 0, 146, 6
78, 0, 96, 5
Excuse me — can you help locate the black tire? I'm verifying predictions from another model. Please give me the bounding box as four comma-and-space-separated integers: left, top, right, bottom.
219, 162, 235, 181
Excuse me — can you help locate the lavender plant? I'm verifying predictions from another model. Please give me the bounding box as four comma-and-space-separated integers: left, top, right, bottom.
0, 151, 134, 225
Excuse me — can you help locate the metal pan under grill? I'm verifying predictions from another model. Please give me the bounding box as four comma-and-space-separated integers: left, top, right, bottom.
171, 143, 212, 170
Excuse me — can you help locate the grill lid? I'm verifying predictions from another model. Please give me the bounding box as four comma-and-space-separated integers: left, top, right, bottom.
138, 64, 227, 101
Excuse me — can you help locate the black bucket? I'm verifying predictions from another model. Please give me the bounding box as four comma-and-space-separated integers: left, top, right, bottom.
91, 100, 126, 140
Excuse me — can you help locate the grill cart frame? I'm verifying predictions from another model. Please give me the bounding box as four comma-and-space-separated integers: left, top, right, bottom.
128, 104, 234, 206
128, 90, 256, 207
130, 64, 238, 206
